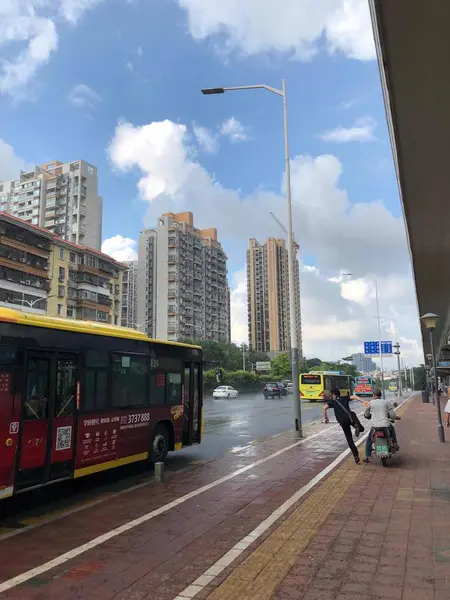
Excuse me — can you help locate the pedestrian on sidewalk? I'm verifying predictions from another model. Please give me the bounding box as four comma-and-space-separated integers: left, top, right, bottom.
323, 388, 364, 464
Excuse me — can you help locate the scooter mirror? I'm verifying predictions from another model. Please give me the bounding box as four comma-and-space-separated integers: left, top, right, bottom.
393, 402, 398, 407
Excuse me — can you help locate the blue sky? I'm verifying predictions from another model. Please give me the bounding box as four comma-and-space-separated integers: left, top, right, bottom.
0, 0, 422, 363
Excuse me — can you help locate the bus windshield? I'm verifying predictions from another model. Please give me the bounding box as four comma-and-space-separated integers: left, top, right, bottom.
301, 374, 321, 386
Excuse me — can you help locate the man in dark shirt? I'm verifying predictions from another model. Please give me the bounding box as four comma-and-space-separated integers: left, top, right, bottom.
323, 388, 364, 464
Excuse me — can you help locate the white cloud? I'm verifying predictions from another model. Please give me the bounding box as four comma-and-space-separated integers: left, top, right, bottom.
67, 84, 101, 110
178, 0, 375, 61
193, 124, 218, 153
126, 61, 134, 73
107, 118, 423, 365
0, 139, 27, 181
220, 117, 248, 142
0, 1, 105, 97
136, 45, 143, 57
230, 269, 248, 344
101, 235, 138, 262
319, 117, 377, 143
0, 2, 58, 96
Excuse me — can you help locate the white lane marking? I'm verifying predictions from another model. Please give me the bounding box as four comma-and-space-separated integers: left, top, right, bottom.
0, 394, 414, 594
0, 425, 335, 592
173, 393, 415, 600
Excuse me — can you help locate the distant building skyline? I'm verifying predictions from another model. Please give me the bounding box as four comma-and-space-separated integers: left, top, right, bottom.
352, 353, 377, 373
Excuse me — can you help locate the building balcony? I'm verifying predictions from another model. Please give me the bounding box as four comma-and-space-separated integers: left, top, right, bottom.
0, 235, 50, 259
73, 205, 87, 217
76, 298, 112, 311
0, 256, 48, 279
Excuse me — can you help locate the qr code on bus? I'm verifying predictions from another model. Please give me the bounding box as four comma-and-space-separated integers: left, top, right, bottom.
56, 426, 72, 451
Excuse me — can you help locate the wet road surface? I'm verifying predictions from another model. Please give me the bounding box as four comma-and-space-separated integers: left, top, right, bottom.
180, 393, 327, 461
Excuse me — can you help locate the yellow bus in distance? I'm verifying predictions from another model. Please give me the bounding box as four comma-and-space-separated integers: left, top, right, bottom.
300, 371, 354, 402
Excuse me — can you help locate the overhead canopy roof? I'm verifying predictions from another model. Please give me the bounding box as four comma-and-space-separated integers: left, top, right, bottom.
369, 0, 450, 356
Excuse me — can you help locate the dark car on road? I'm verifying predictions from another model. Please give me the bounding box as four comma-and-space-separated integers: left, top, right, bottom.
263, 382, 282, 399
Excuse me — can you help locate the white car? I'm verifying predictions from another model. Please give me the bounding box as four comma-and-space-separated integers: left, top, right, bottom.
213, 386, 239, 399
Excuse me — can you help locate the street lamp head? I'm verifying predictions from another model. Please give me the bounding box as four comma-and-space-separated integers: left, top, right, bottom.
201, 88, 225, 95
420, 312, 439, 331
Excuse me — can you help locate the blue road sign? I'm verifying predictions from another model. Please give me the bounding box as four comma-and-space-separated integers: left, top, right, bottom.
381, 341, 393, 355
364, 341, 393, 355
364, 341, 379, 354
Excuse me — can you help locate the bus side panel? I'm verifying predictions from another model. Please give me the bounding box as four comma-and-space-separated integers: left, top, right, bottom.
74, 406, 180, 476
0, 369, 20, 498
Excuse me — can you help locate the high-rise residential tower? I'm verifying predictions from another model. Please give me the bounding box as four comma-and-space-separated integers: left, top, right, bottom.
121, 260, 138, 329
137, 212, 230, 342
247, 237, 302, 356
0, 160, 102, 250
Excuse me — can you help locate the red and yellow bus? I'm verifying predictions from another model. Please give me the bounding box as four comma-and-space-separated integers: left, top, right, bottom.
0, 308, 203, 500
354, 376, 375, 398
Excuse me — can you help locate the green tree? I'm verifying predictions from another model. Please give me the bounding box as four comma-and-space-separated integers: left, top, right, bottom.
178, 338, 243, 371
306, 358, 322, 369
270, 352, 291, 379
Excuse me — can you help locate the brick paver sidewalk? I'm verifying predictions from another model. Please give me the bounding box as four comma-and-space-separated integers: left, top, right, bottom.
198, 394, 450, 600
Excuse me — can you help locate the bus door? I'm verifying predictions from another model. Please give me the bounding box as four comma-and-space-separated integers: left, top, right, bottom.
16, 352, 77, 491
182, 363, 202, 446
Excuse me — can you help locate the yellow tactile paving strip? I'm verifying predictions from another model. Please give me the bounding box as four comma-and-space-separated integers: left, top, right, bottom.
207, 459, 359, 600
207, 397, 413, 600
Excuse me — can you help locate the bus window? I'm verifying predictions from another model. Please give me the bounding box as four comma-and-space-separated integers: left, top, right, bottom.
55, 358, 77, 418
111, 354, 148, 407
25, 359, 49, 420
84, 350, 109, 411
167, 372, 182, 405
150, 372, 166, 405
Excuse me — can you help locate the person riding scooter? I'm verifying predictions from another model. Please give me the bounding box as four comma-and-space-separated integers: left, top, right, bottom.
359, 389, 400, 463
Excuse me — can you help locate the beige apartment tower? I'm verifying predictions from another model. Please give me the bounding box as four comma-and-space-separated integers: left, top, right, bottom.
247, 237, 302, 356
137, 212, 230, 342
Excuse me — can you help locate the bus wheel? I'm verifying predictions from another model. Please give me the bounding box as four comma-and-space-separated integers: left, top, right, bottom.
150, 424, 169, 465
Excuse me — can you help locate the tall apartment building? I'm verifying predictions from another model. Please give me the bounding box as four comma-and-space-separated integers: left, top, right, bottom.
121, 260, 138, 328
352, 353, 377, 373
0, 159, 102, 250
137, 212, 230, 342
247, 237, 302, 356
0, 213, 125, 324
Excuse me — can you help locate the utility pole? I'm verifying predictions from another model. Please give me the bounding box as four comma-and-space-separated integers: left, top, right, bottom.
393, 343, 403, 396
411, 366, 415, 391
242, 344, 246, 371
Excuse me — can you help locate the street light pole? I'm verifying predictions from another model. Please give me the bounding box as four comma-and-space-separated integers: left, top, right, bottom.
380, 317, 402, 396
421, 313, 445, 443
373, 279, 386, 399
201, 80, 303, 437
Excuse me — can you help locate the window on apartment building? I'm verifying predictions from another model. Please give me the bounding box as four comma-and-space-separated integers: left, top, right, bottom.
59, 247, 64, 260
66, 306, 74, 318
69, 252, 76, 263
58, 285, 65, 298
57, 304, 63, 316
58, 266, 65, 281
